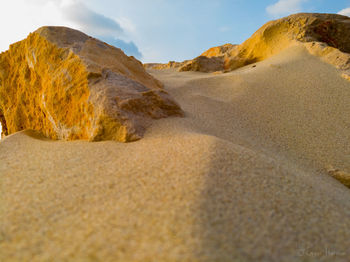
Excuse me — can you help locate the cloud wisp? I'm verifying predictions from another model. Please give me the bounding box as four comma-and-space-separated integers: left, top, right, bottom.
338, 8, 350, 17
59, 0, 142, 58
266, 0, 307, 17
61, 1, 123, 37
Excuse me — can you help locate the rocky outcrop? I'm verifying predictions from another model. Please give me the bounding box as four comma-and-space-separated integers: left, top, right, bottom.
327, 166, 350, 188
144, 60, 187, 70
0, 27, 183, 142
144, 44, 237, 73
178, 56, 224, 73
200, 43, 237, 58
176, 44, 237, 73
177, 13, 350, 73
223, 13, 350, 71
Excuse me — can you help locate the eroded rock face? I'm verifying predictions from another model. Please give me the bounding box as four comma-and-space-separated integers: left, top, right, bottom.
200, 43, 237, 58
144, 44, 237, 73
144, 61, 188, 70
175, 44, 237, 73
0, 27, 183, 142
178, 56, 224, 73
223, 13, 350, 71
173, 13, 350, 73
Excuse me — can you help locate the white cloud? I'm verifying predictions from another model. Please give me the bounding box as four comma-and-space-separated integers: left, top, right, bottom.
59, 1, 141, 57
0, 0, 142, 58
266, 0, 307, 17
0, 0, 72, 52
61, 1, 124, 37
338, 8, 350, 17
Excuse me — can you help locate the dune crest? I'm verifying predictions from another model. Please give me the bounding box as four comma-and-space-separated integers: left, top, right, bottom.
0, 27, 183, 142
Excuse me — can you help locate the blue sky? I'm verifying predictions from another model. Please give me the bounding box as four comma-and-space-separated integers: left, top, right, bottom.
1, 0, 350, 63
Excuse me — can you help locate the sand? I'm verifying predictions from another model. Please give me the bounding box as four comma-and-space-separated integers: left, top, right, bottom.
1, 44, 350, 262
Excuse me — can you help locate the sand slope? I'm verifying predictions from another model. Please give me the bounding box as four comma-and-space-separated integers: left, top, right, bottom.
1, 44, 350, 261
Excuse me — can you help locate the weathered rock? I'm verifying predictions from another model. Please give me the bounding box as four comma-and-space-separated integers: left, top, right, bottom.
224, 13, 350, 70
0, 26, 183, 142
200, 43, 237, 58
178, 56, 224, 73
327, 166, 350, 188
144, 60, 188, 70
178, 13, 350, 73
145, 44, 237, 73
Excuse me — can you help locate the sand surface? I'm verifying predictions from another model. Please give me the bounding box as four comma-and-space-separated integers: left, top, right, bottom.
1, 45, 350, 261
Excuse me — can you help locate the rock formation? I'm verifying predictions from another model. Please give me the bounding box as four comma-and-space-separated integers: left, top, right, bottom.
178, 56, 224, 73
0, 27, 183, 142
144, 44, 238, 72
222, 13, 350, 72
327, 167, 350, 188
200, 43, 237, 58
152, 13, 350, 74
176, 44, 237, 72
144, 61, 188, 70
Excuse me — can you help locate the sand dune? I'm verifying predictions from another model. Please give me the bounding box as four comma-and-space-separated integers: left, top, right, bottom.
1, 44, 350, 261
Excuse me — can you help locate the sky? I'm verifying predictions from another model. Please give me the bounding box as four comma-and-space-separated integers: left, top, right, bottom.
1, 0, 350, 63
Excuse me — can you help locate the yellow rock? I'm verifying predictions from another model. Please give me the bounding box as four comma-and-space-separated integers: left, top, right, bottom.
327, 166, 350, 188
0, 27, 183, 142
144, 61, 187, 70
144, 44, 237, 72
178, 56, 224, 73
200, 43, 237, 58
225, 13, 350, 70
